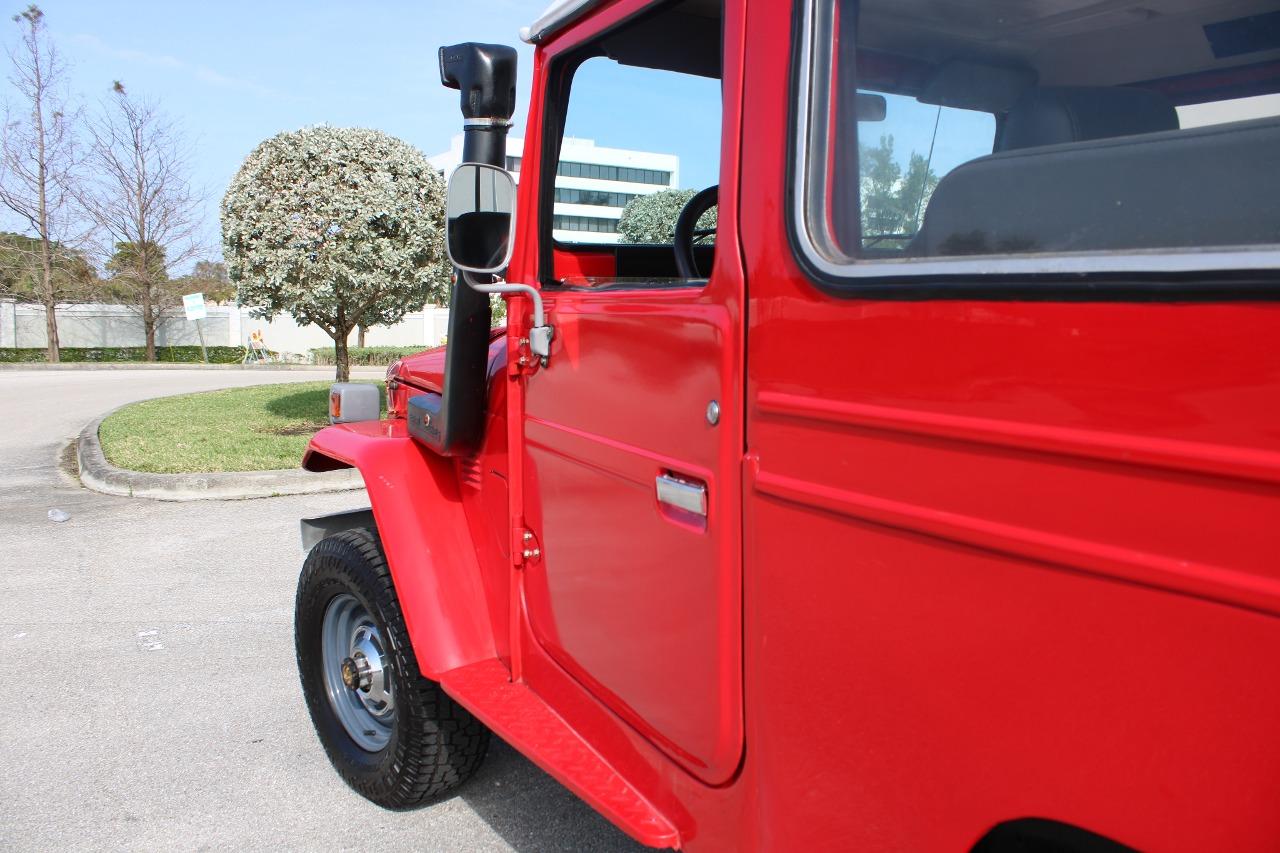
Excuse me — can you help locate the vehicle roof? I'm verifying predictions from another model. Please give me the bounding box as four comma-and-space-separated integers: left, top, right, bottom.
520, 0, 606, 44
863, 0, 1280, 94
521, 0, 719, 44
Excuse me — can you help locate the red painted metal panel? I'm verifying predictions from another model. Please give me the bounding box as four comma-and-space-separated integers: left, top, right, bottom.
442, 658, 681, 848
521, 285, 744, 784
738, 0, 1280, 849
553, 245, 617, 279
303, 421, 496, 679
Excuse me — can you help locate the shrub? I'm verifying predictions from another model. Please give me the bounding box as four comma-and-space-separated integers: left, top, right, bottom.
0, 345, 244, 364
308, 345, 434, 366
618, 188, 717, 244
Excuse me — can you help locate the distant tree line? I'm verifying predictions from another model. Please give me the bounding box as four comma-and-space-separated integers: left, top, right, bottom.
0, 6, 218, 362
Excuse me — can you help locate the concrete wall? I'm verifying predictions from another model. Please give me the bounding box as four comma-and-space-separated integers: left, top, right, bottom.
0, 300, 449, 355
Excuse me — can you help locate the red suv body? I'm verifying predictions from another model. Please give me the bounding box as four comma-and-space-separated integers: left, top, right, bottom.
296, 0, 1280, 849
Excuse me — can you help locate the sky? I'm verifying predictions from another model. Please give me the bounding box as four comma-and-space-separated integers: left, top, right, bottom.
12, 0, 555, 268
563, 58, 722, 188
11, 3, 1279, 276
2, 1, 1006, 275
2, 0, 733, 272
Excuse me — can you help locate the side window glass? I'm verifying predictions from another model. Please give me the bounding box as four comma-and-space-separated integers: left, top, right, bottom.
795, 0, 1280, 282
555, 57, 721, 248
856, 93, 994, 254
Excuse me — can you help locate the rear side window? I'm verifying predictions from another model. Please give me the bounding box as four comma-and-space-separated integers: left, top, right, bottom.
792, 0, 1280, 282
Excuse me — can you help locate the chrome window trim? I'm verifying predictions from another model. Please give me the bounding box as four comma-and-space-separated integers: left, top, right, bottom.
521, 0, 607, 44
789, 0, 1280, 284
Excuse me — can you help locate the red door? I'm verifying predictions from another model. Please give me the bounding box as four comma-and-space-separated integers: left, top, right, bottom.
520, 268, 744, 784
508, 0, 747, 789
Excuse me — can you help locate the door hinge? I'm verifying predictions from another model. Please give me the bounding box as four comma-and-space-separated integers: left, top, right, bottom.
513, 527, 540, 567
509, 329, 552, 376
510, 337, 535, 376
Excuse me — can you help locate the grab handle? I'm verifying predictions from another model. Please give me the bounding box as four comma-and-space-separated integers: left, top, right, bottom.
655, 473, 707, 517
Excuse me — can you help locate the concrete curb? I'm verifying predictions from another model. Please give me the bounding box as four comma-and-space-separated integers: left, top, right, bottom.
76, 410, 364, 501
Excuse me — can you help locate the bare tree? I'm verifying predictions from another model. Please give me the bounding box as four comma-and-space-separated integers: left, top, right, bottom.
0, 6, 84, 361
84, 82, 202, 360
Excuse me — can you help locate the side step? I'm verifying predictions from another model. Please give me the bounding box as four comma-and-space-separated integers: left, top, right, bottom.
440, 658, 680, 849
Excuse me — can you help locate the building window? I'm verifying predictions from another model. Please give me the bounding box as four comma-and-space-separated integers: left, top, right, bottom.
555, 188, 639, 208
553, 214, 621, 233
506, 156, 521, 172
556, 161, 670, 185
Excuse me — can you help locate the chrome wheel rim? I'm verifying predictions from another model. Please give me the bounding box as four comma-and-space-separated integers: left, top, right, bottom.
321, 593, 394, 752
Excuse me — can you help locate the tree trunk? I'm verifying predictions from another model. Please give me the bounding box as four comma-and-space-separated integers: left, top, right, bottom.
357, 324, 366, 348
34, 39, 57, 364
143, 292, 156, 361
334, 329, 350, 382
42, 295, 59, 363
39, 254, 58, 361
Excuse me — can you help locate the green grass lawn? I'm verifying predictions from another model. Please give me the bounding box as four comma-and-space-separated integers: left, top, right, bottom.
97, 381, 385, 473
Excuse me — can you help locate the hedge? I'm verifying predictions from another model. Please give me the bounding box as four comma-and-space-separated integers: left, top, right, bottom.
309, 345, 435, 366
0, 345, 245, 364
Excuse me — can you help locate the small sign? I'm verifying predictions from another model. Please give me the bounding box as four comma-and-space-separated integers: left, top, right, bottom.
182, 292, 206, 321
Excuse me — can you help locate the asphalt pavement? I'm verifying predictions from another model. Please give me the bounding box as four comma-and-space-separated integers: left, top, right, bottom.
0, 368, 643, 852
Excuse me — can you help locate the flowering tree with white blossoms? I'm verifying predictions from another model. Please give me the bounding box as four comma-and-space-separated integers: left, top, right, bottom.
617, 188, 717, 244
221, 126, 450, 381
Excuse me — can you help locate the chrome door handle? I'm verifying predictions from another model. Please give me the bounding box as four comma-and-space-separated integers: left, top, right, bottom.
655, 473, 707, 517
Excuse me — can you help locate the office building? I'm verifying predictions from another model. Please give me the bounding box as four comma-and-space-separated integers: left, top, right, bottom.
429, 135, 679, 245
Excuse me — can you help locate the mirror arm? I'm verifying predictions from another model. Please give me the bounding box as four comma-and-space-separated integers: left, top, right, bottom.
461, 269, 553, 362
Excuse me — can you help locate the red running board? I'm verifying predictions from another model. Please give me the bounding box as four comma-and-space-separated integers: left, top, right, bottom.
440, 659, 680, 849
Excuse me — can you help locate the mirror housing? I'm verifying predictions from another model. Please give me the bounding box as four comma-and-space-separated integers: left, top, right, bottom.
446, 163, 517, 273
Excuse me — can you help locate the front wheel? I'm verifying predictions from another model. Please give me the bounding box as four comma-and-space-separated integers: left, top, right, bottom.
295, 527, 489, 809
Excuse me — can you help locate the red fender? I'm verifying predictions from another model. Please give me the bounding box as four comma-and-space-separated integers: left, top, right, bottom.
303, 420, 495, 678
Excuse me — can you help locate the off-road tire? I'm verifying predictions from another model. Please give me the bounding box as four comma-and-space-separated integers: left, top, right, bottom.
295, 527, 489, 809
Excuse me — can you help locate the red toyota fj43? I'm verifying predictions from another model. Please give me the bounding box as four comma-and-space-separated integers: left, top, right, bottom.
292, 0, 1280, 849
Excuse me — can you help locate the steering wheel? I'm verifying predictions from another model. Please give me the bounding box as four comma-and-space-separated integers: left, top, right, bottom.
673, 185, 719, 279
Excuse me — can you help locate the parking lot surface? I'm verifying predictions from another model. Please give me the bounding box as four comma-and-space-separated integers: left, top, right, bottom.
0, 368, 642, 852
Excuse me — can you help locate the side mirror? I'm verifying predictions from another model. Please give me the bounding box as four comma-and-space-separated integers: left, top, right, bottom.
446, 163, 516, 273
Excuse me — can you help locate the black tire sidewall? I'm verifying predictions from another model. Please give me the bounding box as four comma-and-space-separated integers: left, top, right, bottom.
295, 531, 416, 800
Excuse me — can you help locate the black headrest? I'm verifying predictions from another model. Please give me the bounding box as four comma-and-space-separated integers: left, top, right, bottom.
998, 86, 1179, 151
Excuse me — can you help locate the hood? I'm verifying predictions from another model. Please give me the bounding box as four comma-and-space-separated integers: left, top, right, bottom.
395, 327, 508, 395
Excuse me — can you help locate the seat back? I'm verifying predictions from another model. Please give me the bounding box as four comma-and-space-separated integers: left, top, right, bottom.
910, 87, 1280, 257
997, 86, 1179, 151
